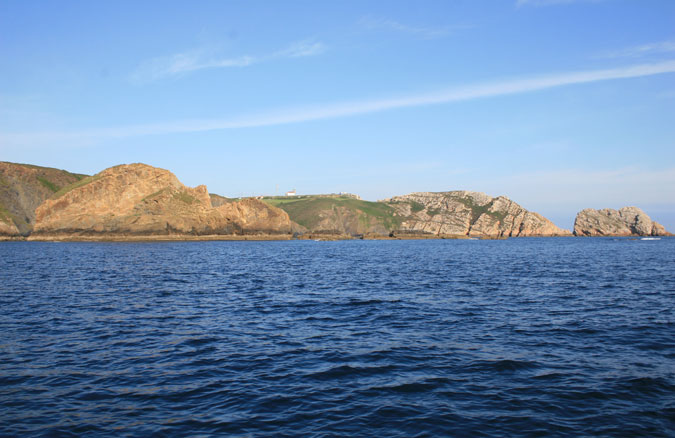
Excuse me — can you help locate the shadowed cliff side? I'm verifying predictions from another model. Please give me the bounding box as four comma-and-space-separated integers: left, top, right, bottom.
0, 162, 87, 237
573, 207, 671, 236
30, 163, 291, 239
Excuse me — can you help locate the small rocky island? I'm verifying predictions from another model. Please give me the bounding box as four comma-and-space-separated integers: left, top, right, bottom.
0, 161, 671, 240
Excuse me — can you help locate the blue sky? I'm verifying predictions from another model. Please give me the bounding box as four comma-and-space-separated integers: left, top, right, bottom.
1, 0, 674, 230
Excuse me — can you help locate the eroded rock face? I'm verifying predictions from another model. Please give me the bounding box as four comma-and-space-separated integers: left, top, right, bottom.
0, 162, 86, 236
383, 191, 570, 237
32, 163, 291, 237
573, 207, 671, 236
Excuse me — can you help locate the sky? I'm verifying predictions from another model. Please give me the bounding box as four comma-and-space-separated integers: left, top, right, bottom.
1, 0, 674, 230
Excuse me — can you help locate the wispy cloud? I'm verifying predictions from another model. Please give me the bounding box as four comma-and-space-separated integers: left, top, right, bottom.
6, 60, 675, 147
359, 16, 467, 39
516, 0, 604, 7
275, 40, 325, 58
130, 39, 325, 83
599, 40, 675, 59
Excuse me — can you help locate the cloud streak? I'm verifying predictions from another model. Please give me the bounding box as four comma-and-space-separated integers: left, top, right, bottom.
599, 40, 675, 59
130, 40, 325, 83
5, 59, 675, 147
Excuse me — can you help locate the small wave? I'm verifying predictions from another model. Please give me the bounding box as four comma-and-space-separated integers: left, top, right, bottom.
366, 379, 441, 394
620, 376, 675, 395
532, 372, 567, 380
305, 363, 396, 380
345, 298, 401, 306
178, 336, 219, 347
466, 359, 539, 373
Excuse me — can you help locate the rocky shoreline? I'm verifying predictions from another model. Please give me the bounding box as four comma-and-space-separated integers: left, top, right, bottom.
1, 161, 671, 241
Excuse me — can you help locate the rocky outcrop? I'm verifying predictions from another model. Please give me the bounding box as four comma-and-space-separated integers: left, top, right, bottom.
573, 207, 671, 236
31, 163, 291, 238
383, 191, 570, 237
0, 162, 86, 237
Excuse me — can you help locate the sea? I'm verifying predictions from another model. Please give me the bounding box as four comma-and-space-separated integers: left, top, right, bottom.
1, 238, 673, 437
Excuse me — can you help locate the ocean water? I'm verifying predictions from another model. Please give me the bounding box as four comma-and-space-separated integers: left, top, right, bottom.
0, 238, 673, 437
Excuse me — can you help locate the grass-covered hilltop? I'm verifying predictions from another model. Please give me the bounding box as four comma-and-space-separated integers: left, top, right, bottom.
263, 194, 401, 237
0, 161, 670, 240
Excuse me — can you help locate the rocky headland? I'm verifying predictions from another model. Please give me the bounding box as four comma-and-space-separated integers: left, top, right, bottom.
383, 191, 571, 237
29, 163, 292, 240
573, 207, 671, 237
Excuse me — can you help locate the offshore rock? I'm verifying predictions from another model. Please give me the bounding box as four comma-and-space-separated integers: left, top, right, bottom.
0, 161, 86, 236
383, 191, 570, 237
31, 163, 291, 238
573, 207, 671, 236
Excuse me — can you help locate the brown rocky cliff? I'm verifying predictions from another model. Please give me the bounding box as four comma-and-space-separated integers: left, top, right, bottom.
217, 198, 292, 235
32, 163, 291, 237
0, 161, 86, 236
573, 207, 671, 236
384, 191, 570, 237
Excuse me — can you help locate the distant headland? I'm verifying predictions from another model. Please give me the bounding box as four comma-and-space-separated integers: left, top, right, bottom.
0, 161, 670, 241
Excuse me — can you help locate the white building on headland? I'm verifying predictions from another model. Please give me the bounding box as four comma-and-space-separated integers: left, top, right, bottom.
285, 189, 297, 196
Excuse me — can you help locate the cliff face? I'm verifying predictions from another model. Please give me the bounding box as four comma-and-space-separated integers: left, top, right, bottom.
573, 207, 671, 236
0, 162, 87, 236
32, 163, 291, 237
383, 191, 570, 237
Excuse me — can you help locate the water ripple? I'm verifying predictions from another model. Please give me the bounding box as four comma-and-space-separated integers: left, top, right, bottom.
1, 238, 674, 437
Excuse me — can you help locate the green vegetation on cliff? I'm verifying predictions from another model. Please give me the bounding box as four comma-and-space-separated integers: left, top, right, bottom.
0, 202, 13, 224
453, 195, 506, 223
0, 162, 88, 235
264, 195, 402, 233
53, 174, 100, 198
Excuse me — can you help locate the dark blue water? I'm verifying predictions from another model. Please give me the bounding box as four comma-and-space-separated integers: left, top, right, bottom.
1, 238, 674, 437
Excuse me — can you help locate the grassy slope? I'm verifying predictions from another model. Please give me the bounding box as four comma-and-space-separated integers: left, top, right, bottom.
5, 162, 87, 191
263, 196, 402, 231
52, 174, 100, 198
0, 162, 89, 232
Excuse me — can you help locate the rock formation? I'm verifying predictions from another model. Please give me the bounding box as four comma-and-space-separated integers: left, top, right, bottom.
573, 207, 671, 236
0, 162, 86, 237
31, 163, 291, 238
383, 191, 571, 237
